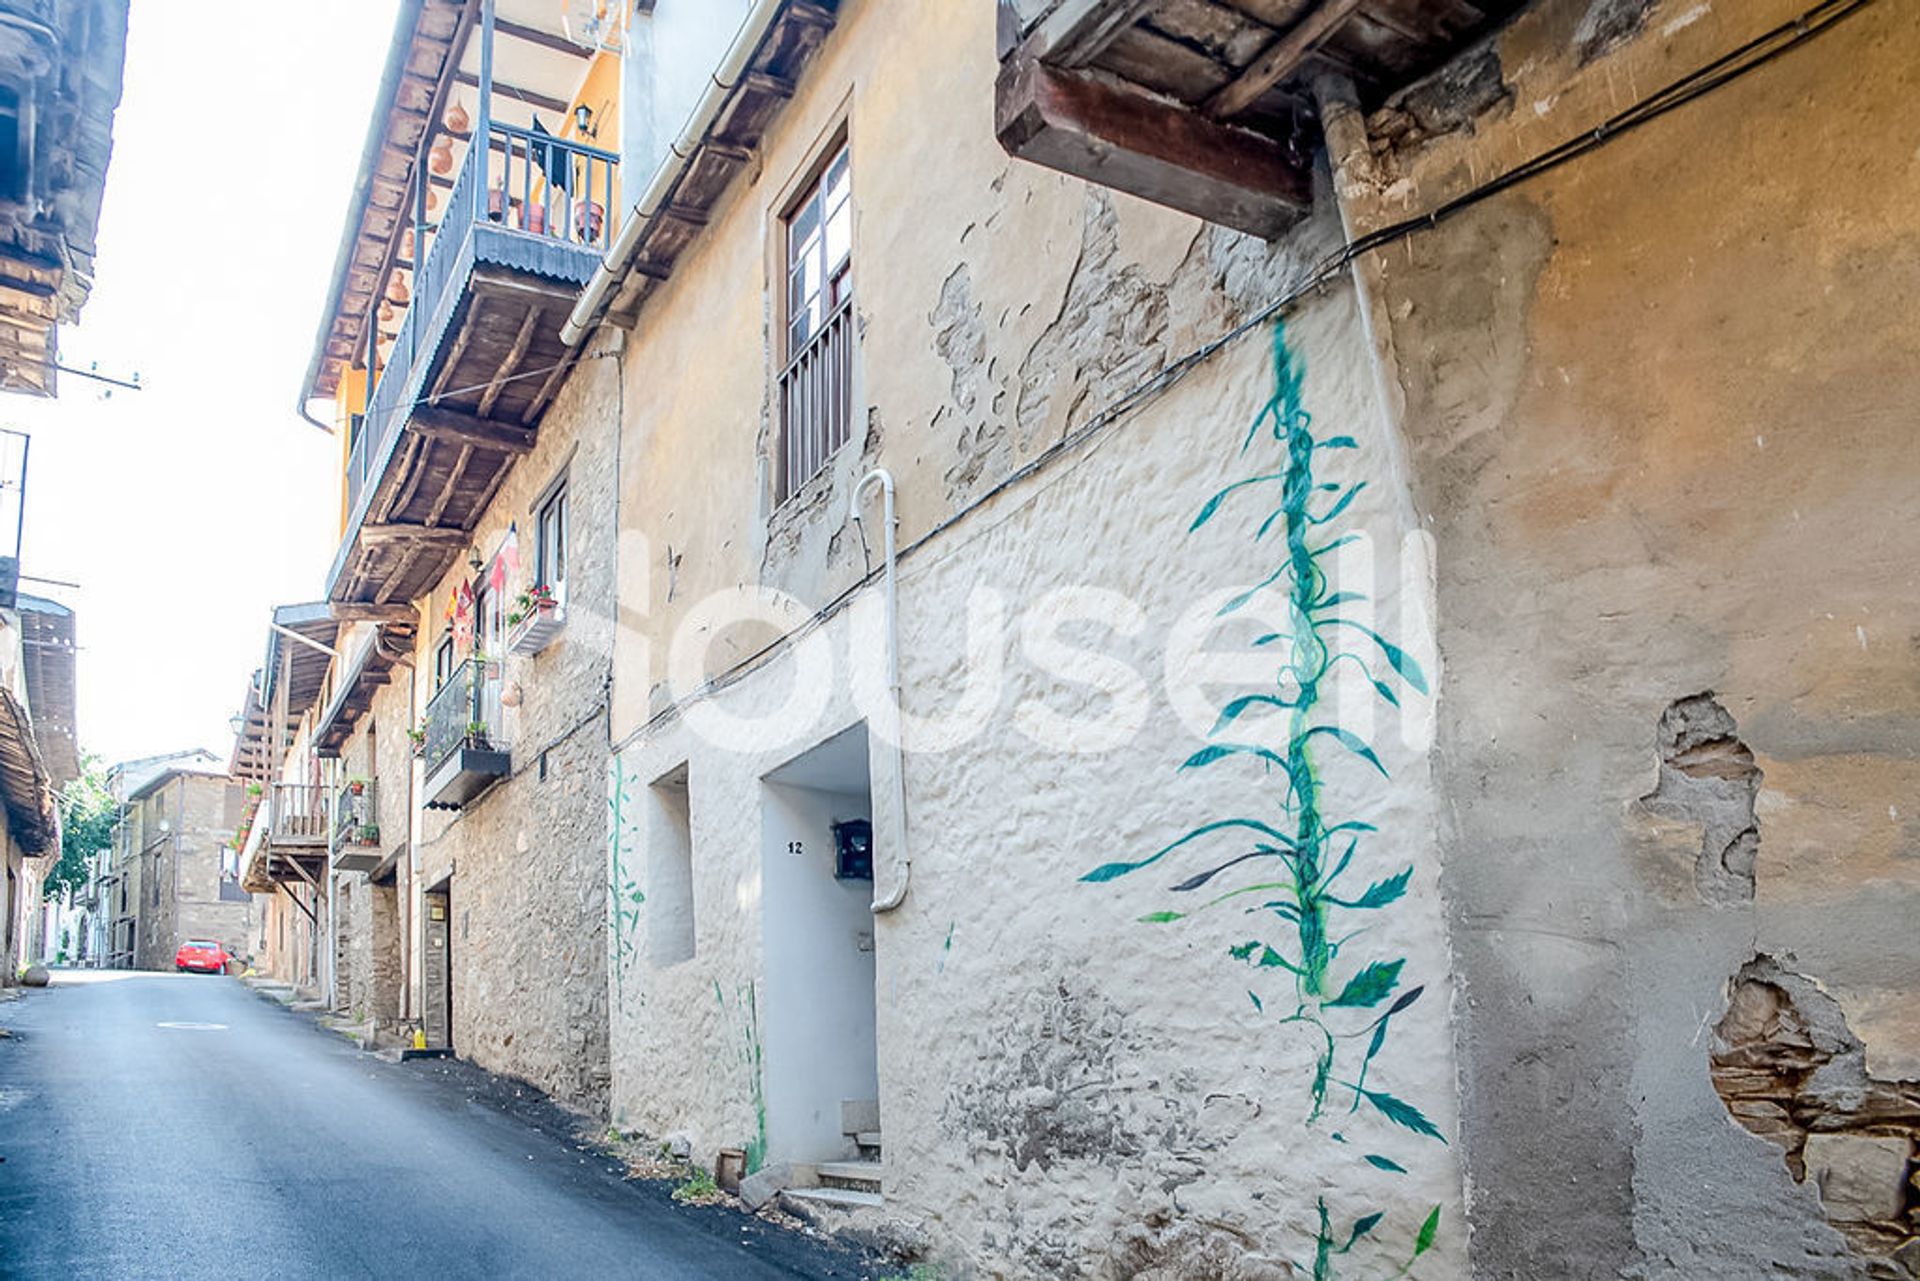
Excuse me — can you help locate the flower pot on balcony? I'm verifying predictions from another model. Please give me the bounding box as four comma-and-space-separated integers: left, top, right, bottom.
348, 781, 365, 796
524, 201, 547, 235
507, 598, 563, 656
488, 188, 517, 223
574, 199, 604, 243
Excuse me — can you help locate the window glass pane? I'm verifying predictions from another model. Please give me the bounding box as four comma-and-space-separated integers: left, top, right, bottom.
825, 148, 849, 210
788, 193, 819, 256
825, 201, 850, 277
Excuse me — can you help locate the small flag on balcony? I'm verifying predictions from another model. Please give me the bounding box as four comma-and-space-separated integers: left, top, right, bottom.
454, 579, 475, 649
501, 522, 521, 584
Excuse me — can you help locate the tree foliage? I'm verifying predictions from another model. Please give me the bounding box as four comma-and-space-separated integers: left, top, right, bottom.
46, 753, 113, 900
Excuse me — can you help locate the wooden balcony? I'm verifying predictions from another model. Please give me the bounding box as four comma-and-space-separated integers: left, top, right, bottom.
326, 120, 617, 609
255, 782, 330, 886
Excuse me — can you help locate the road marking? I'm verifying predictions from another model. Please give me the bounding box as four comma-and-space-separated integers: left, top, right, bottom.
155, 1021, 228, 1031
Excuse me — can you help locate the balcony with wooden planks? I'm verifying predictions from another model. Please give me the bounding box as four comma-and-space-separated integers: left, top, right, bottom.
995, 0, 1525, 238
304, 1, 616, 611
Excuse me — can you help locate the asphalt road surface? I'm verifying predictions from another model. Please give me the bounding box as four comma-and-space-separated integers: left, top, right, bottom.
0, 971, 874, 1280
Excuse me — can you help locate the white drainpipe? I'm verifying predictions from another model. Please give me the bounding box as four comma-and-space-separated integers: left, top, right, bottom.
560, 0, 787, 346
851, 468, 910, 914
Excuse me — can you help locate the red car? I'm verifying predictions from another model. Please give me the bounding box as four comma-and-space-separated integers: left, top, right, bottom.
174, 939, 231, 974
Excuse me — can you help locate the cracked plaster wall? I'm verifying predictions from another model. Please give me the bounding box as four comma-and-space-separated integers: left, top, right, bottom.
605, 0, 1461, 1275
1348, 0, 1920, 1275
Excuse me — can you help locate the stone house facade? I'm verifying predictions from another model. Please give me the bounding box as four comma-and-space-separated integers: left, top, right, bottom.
113, 766, 252, 971
567, 0, 1920, 1278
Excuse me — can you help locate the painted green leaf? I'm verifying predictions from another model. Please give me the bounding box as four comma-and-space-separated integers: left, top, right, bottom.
1363, 1154, 1407, 1173
1210, 694, 1299, 735
1311, 591, 1366, 611
1297, 725, 1389, 777
1171, 847, 1293, 893
1315, 435, 1358, 450
1363, 1088, 1445, 1142
1181, 742, 1289, 772
1218, 566, 1290, 616
1342, 1212, 1383, 1252
1229, 940, 1294, 972
1383, 984, 1425, 1018
1081, 817, 1292, 882
1414, 1205, 1441, 1256
1334, 868, 1411, 910
1190, 472, 1286, 532
1312, 481, 1369, 526
1247, 990, 1263, 1013
1138, 910, 1185, 924
1328, 959, 1404, 1008
1328, 619, 1430, 695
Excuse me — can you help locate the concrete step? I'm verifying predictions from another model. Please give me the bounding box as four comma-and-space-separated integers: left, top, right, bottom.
816, 1160, 882, 1190
784, 1186, 883, 1210
853, 1130, 882, 1149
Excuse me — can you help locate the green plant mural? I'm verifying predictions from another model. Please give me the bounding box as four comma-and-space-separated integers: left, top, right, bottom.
607, 758, 644, 1004
1084, 320, 1441, 1277
714, 979, 768, 1173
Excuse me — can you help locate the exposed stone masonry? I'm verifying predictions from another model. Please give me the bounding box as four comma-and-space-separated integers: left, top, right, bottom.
1713, 956, 1920, 1277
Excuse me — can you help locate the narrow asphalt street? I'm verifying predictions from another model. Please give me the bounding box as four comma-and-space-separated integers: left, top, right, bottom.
0, 971, 872, 1280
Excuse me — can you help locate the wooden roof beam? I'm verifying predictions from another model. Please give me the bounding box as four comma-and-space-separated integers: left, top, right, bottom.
476, 306, 541, 418
997, 55, 1310, 240
410, 406, 536, 454
1207, 0, 1363, 119
453, 71, 569, 116
359, 523, 470, 547
492, 17, 594, 58
329, 602, 420, 624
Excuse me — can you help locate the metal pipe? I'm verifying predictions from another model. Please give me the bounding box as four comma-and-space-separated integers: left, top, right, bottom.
268, 621, 340, 659
850, 468, 910, 914
560, 0, 786, 344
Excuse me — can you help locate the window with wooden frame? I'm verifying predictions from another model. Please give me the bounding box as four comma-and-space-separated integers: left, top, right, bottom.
777, 140, 852, 503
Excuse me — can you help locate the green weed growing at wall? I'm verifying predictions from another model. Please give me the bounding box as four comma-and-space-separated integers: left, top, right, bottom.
1084, 320, 1441, 1277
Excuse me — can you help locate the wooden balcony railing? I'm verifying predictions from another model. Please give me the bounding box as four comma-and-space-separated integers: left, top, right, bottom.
267, 783, 329, 845
344, 122, 619, 518
777, 298, 855, 502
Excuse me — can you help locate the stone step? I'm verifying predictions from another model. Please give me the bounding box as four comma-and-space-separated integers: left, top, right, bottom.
784, 1186, 883, 1210
853, 1130, 882, 1149
817, 1160, 882, 1190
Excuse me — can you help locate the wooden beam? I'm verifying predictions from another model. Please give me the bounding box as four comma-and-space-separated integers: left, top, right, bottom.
428, 298, 483, 401
477, 306, 541, 418
493, 16, 593, 58
410, 406, 536, 454
454, 71, 568, 116
424, 444, 474, 528
519, 350, 576, 425
1206, 0, 1362, 119
329, 603, 419, 624
359, 523, 469, 547
377, 434, 423, 523
996, 56, 1310, 240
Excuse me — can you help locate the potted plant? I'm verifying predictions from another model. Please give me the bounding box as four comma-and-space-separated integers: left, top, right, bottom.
407, 723, 426, 755
357, 823, 381, 846
347, 777, 368, 796
508, 583, 564, 655
574, 198, 604, 242
465, 720, 492, 750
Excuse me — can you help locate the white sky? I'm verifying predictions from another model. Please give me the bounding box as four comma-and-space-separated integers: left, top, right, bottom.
9, 0, 401, 766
